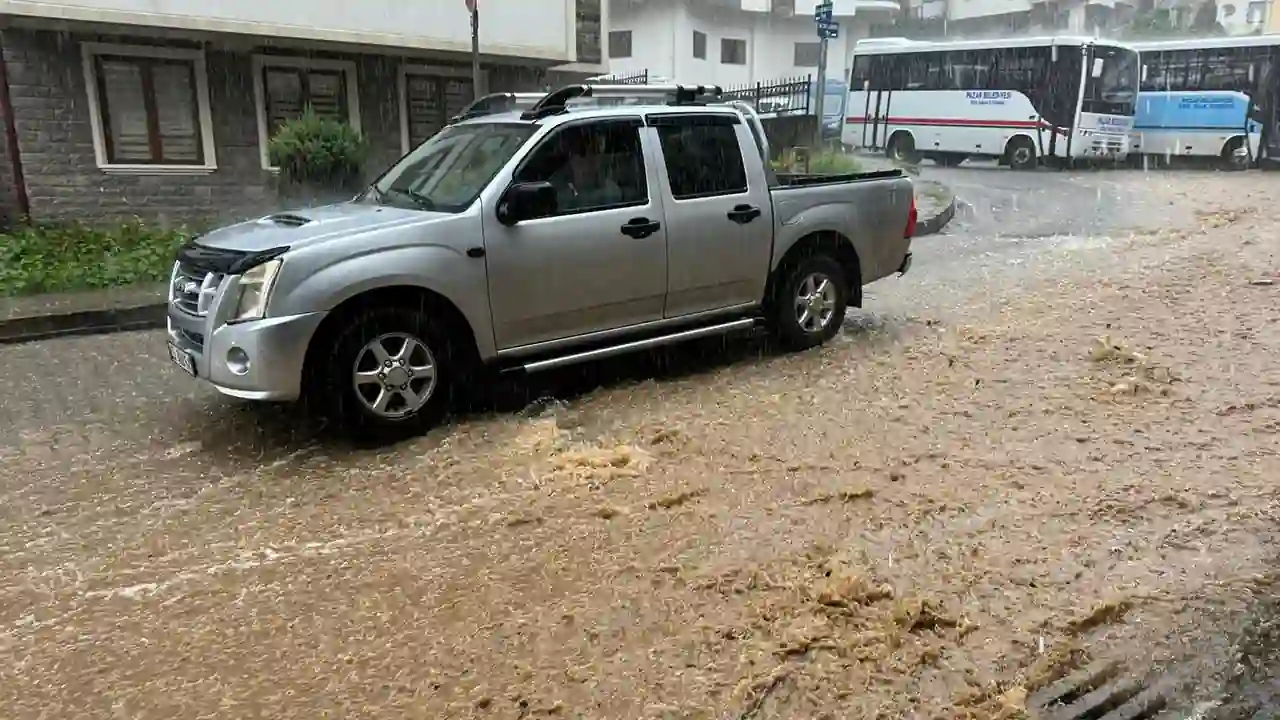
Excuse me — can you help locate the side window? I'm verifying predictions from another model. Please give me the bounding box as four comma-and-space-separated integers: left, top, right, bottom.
1163, 50, 1192, 91
904, 52, 933, 90
513, 119, 647, 215
994, 47, 1049, 94
653, 117, 748, 199
850, 55, 870, 90
1141, 52, 1165, 91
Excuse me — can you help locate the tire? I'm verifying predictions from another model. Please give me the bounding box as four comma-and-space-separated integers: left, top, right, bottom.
935, 152, 967, 167
1006, 137, 1038, 171
309, 304, 462, 439
1220, 136, 1250, 171
886, 132, 921, 165
767, 255, 849, 351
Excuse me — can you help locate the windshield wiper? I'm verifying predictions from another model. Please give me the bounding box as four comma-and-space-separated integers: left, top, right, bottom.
386, 187, 439, 211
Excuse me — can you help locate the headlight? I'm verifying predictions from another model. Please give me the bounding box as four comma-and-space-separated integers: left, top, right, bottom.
233, 258, 283, 322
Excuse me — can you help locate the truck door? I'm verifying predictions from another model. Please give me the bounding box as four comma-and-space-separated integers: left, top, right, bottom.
482, 117, 669, 350
649, 113, 775, 318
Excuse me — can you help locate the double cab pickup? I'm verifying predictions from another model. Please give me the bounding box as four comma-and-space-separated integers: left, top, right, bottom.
165, 84, 916, 436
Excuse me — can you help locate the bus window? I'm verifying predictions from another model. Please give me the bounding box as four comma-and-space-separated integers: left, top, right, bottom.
850, 55, 870, 90
1199, 49, 1253, 91
994, 46, 1051, 94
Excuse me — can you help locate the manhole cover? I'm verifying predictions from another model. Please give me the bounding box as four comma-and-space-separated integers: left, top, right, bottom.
1030, 660, 1181, 720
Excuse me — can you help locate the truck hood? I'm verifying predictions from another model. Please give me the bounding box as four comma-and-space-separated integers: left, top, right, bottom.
196, 202, 446, 253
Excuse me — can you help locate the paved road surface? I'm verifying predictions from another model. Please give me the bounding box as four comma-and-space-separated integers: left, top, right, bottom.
1, 166, 1274, 719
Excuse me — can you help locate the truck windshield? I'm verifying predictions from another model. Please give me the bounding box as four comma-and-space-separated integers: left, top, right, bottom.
1083, 45, 1140, 116
367, 122, 536, 213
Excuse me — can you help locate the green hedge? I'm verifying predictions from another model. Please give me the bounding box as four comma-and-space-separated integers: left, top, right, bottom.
0, 221, 190, 297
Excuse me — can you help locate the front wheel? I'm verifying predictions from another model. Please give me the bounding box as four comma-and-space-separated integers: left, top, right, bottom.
309, 305, 461, 439
768, 255, 849, 351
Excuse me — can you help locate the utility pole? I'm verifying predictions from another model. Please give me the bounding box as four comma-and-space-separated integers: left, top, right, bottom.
468, 0, 481, 99
813, 1, 838, 149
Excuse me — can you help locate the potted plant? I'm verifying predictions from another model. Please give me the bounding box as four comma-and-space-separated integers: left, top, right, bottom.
267, 106, 369, 206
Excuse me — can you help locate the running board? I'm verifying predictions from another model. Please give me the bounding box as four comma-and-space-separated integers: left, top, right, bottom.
513, 318, 760, 373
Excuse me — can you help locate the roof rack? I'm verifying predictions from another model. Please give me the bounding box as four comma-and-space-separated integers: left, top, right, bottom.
519, 83, 724, 120
450, 92, 546, 123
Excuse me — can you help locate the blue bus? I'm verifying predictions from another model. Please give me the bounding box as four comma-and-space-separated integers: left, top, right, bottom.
1131, 35, 1280, 169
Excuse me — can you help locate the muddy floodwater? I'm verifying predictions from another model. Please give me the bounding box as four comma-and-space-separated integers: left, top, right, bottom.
1, 170, 1279, 719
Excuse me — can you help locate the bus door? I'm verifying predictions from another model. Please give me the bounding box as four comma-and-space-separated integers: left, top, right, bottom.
1251, 50, 1279, 163
861, 55, 897, 151
1043, 45, 1085, 160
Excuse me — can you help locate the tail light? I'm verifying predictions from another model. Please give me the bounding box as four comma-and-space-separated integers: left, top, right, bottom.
904, 195, 918, 239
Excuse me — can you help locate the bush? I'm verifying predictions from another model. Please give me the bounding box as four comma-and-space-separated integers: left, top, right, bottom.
771, 150, 862, 175
267, 107, 368, 189
0, 220, 189, 297
807, 151, 862, 174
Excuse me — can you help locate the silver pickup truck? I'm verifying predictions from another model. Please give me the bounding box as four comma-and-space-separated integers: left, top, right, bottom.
165, 84, 916, 436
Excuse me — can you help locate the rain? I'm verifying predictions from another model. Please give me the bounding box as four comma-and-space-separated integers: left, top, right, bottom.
1, 0, 1280, 717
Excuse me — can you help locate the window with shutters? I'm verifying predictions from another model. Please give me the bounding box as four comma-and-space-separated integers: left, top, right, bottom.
81, 43, 215, 172
576, 0, 602, 64
253, 55, 360, 170
401, 67, 476, 152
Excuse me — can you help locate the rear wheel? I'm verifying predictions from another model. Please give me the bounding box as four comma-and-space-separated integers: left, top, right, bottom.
767, 255, 849, 351
1006, 137, 1038, 171
1220, 136, 1250, 171
886, 132, 921, 165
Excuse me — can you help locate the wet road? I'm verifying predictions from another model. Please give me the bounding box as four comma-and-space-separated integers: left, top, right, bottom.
2, 167, 1278, 719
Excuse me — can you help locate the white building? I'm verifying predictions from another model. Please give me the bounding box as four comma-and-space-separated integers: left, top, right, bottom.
605, 0, 901, 88
900, 0, 1269, 35
0, 0, 608, 224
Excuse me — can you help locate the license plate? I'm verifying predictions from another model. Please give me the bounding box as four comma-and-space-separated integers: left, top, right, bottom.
167, 342, 196, 377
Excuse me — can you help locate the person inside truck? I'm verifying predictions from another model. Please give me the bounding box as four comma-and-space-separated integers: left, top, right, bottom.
545, 127, 625, 211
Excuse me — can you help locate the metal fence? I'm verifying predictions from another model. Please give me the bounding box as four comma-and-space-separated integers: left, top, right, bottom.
721, 75, 813, 118
586, 70, 650, 85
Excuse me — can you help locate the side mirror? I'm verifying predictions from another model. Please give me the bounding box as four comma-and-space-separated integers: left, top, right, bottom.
497, 181, 558, 225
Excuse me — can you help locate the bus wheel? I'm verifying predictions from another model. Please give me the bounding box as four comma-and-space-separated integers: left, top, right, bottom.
886, 132, 920, 165
1220, 137, 1250, 171
1006, 138, 1038, 171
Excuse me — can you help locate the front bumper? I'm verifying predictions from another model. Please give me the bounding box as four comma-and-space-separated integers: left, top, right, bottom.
167, 305, 327, 402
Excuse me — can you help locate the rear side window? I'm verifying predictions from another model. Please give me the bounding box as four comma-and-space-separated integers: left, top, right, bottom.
653, 116, 748, 199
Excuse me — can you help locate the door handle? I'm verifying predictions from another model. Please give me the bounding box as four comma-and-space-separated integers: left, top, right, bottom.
620, 217, 661, 239
727, 204, 761, 224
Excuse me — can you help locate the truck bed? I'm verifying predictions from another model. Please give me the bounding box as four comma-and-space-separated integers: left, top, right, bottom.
772, 168, 905, 188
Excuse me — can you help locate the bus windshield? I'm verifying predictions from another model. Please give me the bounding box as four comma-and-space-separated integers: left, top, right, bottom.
1084, 44, 1140, 116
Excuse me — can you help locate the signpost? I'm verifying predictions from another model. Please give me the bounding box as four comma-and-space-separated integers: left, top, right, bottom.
812, 1, 838, 147
467, 0, 481, 100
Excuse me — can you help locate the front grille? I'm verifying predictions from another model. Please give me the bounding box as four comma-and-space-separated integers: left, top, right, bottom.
171, 264, 223, 317
177, 328, 205, 349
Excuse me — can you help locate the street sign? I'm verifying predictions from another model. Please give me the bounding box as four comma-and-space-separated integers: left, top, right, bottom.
821, 26, 839, 39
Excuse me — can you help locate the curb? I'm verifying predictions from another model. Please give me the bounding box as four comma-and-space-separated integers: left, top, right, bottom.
0, 302, 168, 346
913, 186, 958, 238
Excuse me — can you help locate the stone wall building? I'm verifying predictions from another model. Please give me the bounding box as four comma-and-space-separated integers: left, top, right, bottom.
0, 0, 609, 227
